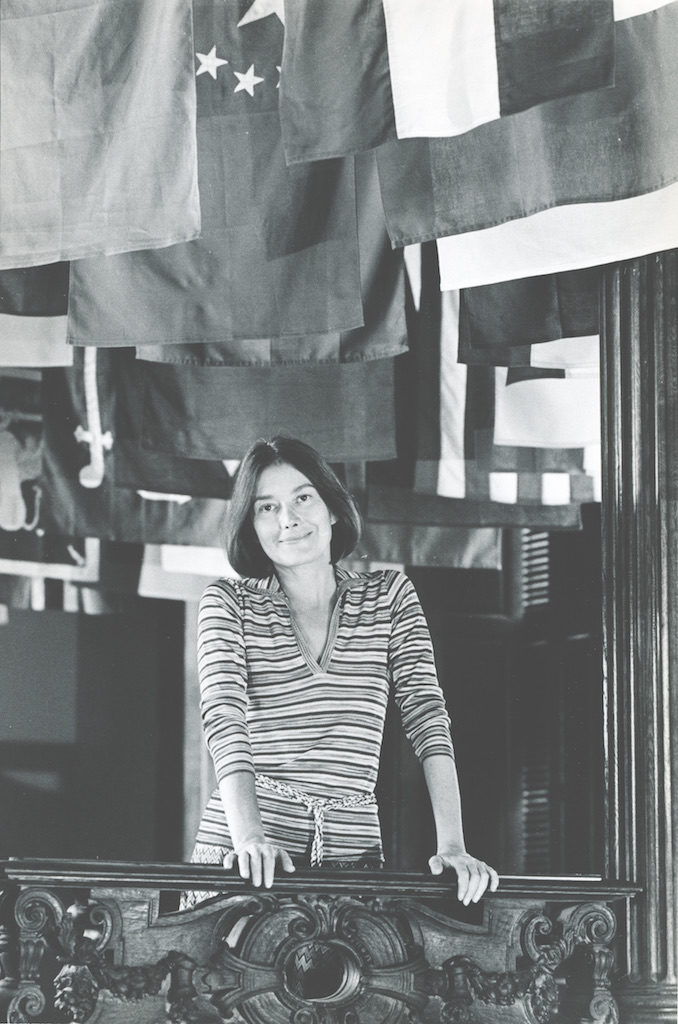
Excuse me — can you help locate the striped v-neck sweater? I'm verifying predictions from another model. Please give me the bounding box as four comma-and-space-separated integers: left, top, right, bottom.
194, 566, 455, 862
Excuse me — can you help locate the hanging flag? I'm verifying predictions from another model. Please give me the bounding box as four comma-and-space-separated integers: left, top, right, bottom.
136, 357, 397, 462
505, 338, 600, 376
339, 460, 504, 569
39, 350, 233, 545
0, 265, 69, 317
365, 481, 585, 530
0, 373, 43, 549
376, 1, 678, 286
417, 286, 597, 510
0, 318, 72, 369
135, 152, 406, 366
278, 0, 614, 164
0, 265, 71, 367
67, 0, 364, 349
421, 282, 597, 508
367, 245, 594, 530
0, 430, 35, 532
114, 350, 236, 497
493, 368, 601, 450
138, 545, 235, 602
381, 0, 614, 139
357, 521, 503, 570
458, 268, 600, 367
0, 0, 199, 269
114, 444, 235, 500
160, 544, 236, 578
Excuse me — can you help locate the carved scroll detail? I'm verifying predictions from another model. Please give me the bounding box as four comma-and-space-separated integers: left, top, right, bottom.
1, 884, 625, 1024
0, 888, 18, 997
7, 887, 197, 1023
204, 893, 431, 1024
6, 889, 67, 1022
521, 903, 619, 1024
6, 983, 47, 1024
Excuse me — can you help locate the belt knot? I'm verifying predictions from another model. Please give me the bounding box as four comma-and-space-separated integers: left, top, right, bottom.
255, 773, 376, 866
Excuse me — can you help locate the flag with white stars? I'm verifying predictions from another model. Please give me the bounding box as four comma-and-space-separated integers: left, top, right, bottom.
68, 0, 367, 349
0, 0, 200, 269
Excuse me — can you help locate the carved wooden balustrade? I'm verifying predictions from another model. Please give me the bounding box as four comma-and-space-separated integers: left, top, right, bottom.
0, 859, 638, 1024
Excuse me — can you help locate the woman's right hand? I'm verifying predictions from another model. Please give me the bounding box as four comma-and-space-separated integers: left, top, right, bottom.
224, 839, 296, 889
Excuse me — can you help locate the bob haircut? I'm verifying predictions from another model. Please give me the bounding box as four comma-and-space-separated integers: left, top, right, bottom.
226, 435, 363, 578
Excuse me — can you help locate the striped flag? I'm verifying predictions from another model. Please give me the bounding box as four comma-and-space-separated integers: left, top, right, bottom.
376, 1, 678, 287
417, 295, 596, 511
0, 265, 71, 368
278, 0, 614, 164
0, 0, 199, 269
381, 0, 614, 139
366, 245, 595, 530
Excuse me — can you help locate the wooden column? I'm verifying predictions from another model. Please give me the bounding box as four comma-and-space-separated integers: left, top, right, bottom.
600, 251, 678, 1022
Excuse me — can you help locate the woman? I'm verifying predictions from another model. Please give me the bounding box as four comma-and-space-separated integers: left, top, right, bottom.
184, 436, 498, 907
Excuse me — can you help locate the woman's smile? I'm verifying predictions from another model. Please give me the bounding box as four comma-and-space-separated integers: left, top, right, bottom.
252, 462, 336, 569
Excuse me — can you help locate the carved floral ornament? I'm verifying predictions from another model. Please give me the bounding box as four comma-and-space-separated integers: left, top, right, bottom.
0, 882, 623, 1024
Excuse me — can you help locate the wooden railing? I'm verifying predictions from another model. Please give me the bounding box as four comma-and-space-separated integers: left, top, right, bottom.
0, 859, 638, 1024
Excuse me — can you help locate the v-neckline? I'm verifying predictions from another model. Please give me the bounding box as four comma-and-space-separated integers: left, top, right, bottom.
285, 580, 347, 674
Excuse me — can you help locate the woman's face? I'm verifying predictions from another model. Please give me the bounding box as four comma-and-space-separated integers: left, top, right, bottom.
252, 462, 336, 571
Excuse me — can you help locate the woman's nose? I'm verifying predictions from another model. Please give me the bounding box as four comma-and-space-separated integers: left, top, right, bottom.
278, 502, 299, 528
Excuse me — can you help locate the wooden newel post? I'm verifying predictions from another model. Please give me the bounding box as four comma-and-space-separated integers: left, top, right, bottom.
600, 250, 678, 1023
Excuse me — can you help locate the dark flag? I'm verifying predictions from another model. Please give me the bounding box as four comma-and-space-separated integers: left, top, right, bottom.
458, 268, 599, 367
113, 351, 235, 498
137, 357, 397, 462
39, 350, 233, 546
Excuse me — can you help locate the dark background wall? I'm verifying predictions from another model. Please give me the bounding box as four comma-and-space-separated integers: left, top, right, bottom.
0, 599, 184, 861
377, 507, 603, 876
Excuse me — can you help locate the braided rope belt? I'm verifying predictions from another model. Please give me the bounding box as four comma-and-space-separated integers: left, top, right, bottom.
255, 772, 377, 866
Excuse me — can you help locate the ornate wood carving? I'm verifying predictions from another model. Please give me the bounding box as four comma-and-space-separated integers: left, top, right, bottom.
601, 251, 678, 1022
0, 867, 635, 1024
0, 889, 19, 1023
202, 892, 432, 1023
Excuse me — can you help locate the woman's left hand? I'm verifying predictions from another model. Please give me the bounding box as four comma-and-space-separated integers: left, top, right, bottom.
428, 849, 499, 905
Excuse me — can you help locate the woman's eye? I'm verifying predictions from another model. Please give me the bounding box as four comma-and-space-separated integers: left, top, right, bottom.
256, 503, 275, 515
297, 493, 311, 503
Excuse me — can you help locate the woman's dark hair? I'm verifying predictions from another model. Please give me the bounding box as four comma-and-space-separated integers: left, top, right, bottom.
226, 436, 363, 578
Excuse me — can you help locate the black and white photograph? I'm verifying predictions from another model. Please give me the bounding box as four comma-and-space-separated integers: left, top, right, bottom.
0, 2, 676, 1022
